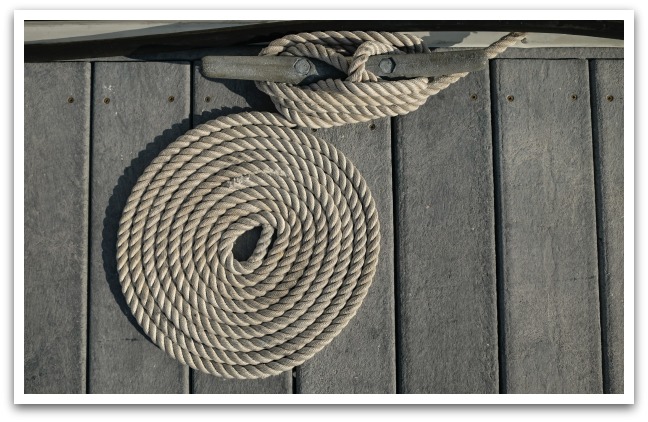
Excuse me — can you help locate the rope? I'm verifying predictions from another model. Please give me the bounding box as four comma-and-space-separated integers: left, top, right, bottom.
256, 31, 527, 128
117, 31, 525, 379
117, 112, 380, 379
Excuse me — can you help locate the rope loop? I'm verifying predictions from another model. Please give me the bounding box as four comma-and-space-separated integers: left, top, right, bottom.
346, 40, 403, 83
256, 31, 526, 129
117, 111, 381, 379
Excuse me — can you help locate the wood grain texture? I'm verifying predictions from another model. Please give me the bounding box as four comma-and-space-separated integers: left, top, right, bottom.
496, 47, 622, 60
297, 119, 395, 394
590, 60, 624, 394
24, 63, 90, 394
89, 62, 191, 393
395, 70, 498, 393
493, 59, 602, 393
191, 64, 291, 393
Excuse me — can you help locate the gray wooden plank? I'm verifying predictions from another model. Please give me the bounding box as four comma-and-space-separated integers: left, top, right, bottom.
496, 47, 623, 60
493, 59, 602, 393
297, 119, 395, 394
89, 62, 191, 393
432, 47, 622, 61
191, 64, 291, 394
395, 70, 498, 393
24, 63, 90, 394
590, 59, 624, 394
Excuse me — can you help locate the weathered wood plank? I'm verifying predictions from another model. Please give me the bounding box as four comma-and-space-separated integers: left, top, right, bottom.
191, 64, 291, 394
395, 70, 498, 393
24, 63, 90, 394
431, 47, 623, 61
496, 47, 623, 60
493, 59, 602, 393
297, 119, 395, 394
590, 59, 624, 394
89, 62, 191, 393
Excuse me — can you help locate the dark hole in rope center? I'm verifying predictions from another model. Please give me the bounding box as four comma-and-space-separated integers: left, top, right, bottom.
232, 227, 277, 262
232, 227, 262, 262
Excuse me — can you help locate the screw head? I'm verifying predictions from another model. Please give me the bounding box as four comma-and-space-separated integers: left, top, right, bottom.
379, 58, 396, 74
204, 96, 211, 103
103, 97, 110, 104
607, 95, 614, 102
506, 95, 514, 102
67, 96, 74, 103
294, 58, 312, 75
470, 94, 478, 101
168, 96, 175, 103
571, 94, 578, 101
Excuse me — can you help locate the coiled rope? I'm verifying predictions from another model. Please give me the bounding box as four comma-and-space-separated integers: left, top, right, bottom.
256, 31, 527, 128
117, 31, 525, 379
117, 112, 380, 378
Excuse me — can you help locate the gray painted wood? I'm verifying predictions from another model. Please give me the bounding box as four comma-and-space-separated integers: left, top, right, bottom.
24, 63, 90, 394
89, 62, 191, 393
493, 59, 602, 393
297, 119, 395, 394
590, 60, 624, 394
23, 53, 623, 395
191, 64, 291, 394
496, 47, 622, 60
395, 70, 498, 393
433, 47, 622, 61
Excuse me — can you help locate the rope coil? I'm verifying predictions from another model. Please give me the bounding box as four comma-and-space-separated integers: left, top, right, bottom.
256, 31, 526, 128
117, 112, 380, 379
118, 31, 525, 379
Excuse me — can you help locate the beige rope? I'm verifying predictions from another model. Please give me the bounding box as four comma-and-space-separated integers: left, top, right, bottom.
117, 31, 524, 379
117, 112, 380, 379
256, 31, 527, 128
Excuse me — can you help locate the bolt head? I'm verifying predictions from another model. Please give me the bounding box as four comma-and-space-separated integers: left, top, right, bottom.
379, 58, 396, 74
294, 58, 312, 75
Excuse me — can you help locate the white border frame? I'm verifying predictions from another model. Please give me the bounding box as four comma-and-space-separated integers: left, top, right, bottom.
14, 9, 634, 405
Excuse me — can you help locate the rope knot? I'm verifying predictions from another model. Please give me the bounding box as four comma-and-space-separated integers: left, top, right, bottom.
255, 31, 526, 129
346, 40, 401, 83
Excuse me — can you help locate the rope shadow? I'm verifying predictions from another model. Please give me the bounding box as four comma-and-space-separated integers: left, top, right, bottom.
194, 75, 277, 125
101, 119, 191, 344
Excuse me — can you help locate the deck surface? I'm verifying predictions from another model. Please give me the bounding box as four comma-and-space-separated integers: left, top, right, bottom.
24, 47, 624, 394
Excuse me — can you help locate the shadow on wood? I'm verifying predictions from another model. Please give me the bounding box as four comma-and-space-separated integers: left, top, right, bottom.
101, 119, 192, 343
194, 76, 276, 124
